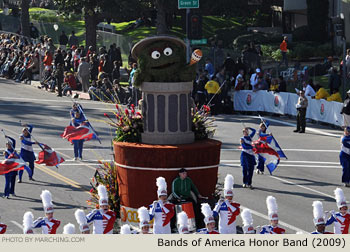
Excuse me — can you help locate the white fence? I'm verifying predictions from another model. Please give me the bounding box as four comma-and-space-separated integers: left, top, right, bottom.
233, 90, 344, 127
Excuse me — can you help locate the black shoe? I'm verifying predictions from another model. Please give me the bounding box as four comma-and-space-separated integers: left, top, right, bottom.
29, 177, 35, 181
6, 196, 9, 199
293, 129, 300, 133
299, 130, 305, 133
17, 179, 22, 183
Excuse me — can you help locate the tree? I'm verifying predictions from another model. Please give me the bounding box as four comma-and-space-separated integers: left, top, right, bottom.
20, 0, 30, 37
306, 0, 329, 42
54, 0, 120, 50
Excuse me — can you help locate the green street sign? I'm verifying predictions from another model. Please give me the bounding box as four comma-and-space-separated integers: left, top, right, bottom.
178, 0, 199, 9
190, 38, 207, 45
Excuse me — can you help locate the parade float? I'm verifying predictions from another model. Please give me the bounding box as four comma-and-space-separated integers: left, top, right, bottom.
105, 36, 221, 229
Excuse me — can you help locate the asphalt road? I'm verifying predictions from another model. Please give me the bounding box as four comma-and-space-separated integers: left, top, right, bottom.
0, 78, 347, 234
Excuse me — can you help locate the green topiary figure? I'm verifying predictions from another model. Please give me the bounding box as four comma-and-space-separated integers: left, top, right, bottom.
131, 36, 199, 87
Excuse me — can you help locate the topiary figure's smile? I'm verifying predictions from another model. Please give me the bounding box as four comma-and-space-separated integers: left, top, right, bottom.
151, 62, 176, 69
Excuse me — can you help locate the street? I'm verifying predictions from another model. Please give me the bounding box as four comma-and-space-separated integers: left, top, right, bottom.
0, 78, 346, 234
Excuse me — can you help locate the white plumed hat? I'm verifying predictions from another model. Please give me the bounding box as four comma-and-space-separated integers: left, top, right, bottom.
241, 209, 255, 234
156, 177, 167, 197
63, 223, 75, 234
224, 174, 234, 197
266, 196, 278, 220
313, 201, 326, 225
40, 190, 54, 213
74, 209, 89, 232
334, 188, 347, 209
201, 203, 215, 225
97, 185, 108, 206
120, 224, 132, 234
177, 211, 189, 234
23, 211, 34, 234
137, 206, 150, 228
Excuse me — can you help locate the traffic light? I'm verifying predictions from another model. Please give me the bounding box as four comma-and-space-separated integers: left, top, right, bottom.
332, 16, 345, 38
187, 12, 202, 40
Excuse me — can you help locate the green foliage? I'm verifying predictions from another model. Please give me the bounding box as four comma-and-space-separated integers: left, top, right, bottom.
192, 105, 216, 140
87, 161, 119, 215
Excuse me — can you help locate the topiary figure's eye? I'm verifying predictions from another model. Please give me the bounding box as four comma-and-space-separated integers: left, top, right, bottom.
163, 47, 173, 56
151, 51, 161, 59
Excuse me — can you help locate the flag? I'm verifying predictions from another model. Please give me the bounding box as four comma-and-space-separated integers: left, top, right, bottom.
36, 144, 64, 167
61, 123, 98, 143
253, 135, 287, 174
0, 153, 28, 175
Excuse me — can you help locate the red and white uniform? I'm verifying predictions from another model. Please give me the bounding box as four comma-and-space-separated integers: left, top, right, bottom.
0, 223, 7, 234
213, 200, 240, 234
86, 209, 116, 234
33, 217, 61, 234
197, 228, 220, 234
260, 225, 285, 234
149, 200, 175, 234
326, 212, 350, 234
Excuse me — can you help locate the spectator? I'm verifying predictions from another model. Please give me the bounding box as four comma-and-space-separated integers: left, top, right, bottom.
329, 67, 341, 95
327, 88, 342, 102
250, 68, 261, 91
29, 23, 39, 39
313, 85, 330, 100
223, 54, 236, 79
68, 31, 79, 48
77, 57, 90, 92
88, 80, 98, 101
89, 54, 99, 81
205, 58, 214, 78
341, 90, 350, 128
303, 80, 316, 97
114, 79, 126, 104
194, 71, 209, 108
59, 31, 68, 50
62, 71, 77, 96
278, 36, 288, 68
277, 76, 286, 92
54, 49, 64, 67
234, 75, 245, 91
54, 63, 64, 97
270, 78, 279, 92
112, 61, 120, 82
254, 77, 268, 91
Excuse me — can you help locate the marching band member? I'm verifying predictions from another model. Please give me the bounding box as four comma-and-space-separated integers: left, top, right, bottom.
177, 211, 190, 234
149, 177, 175, 234
326, 188, 350, 234
23, 211, 34, 234
340, 127, 350, 187
213, 174, 240, 234
0, 216, 6, 234
240, 127, 256, 188
63, 223, 76, 234
3, 135, 18, 198
256, 122, 270, 175
33, 190, 61, 234
138, 206, 151, 234
120, 224, 132, 234
241, 208, 256, 234
71, 110, 86, 161
75, 209, 90, 234
86, 185, 116, 234
260, 196, 285, 234
312, 201, 333, 234
18, 124, 36, 182
197, 203, 219, 234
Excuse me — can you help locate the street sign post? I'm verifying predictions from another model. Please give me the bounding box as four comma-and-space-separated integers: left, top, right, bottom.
178, 0, 199, 9
190, 38, 207, 45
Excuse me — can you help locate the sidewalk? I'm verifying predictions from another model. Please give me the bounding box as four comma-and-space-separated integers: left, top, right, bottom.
29, 80, 91, 100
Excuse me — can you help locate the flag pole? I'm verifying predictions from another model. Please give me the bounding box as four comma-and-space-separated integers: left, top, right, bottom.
75, 103, 102, 144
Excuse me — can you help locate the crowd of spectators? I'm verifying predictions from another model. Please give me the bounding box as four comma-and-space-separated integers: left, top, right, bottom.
0, 32, 132, 104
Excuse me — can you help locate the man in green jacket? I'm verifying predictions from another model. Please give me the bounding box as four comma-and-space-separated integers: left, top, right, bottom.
169, 168, 206, 229
171, 168, 203, 202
